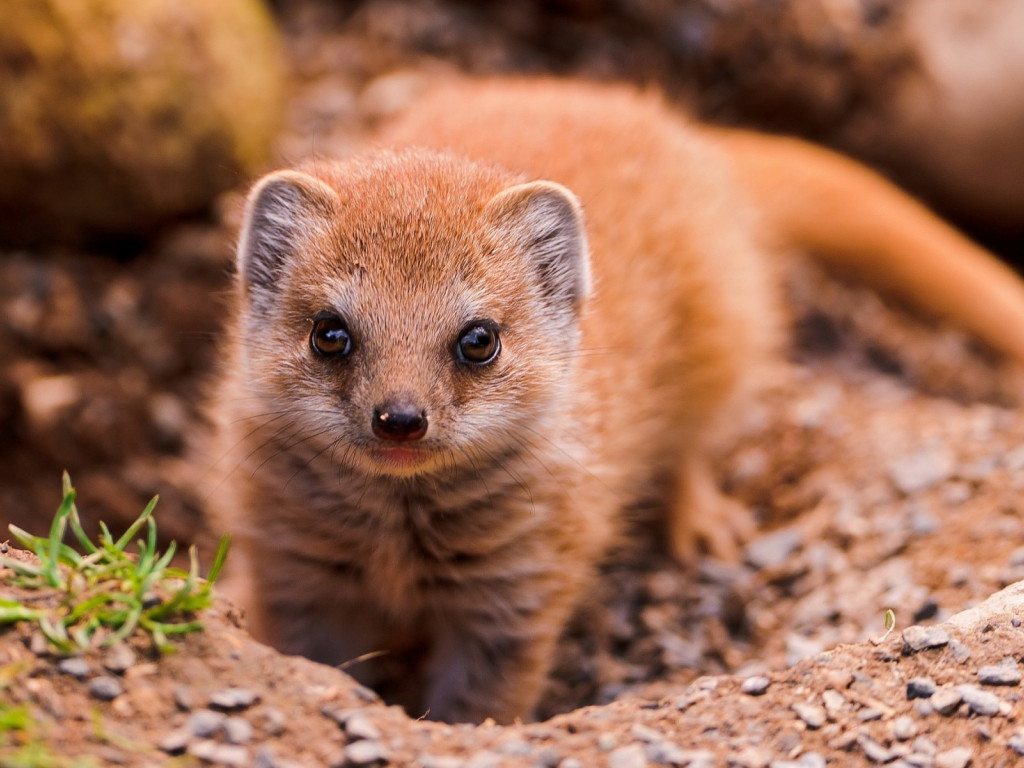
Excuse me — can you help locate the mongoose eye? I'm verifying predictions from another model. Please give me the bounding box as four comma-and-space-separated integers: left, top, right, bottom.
455, 322, 501, 365
310, 313, 353, 357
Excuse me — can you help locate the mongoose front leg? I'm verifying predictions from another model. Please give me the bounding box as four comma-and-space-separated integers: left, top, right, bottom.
668, 452, 756, 563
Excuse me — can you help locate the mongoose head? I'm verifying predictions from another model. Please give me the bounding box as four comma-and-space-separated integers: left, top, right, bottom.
233, 149, 591, 479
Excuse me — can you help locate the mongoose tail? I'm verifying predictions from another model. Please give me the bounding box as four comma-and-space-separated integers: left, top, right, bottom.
713, 128, 1024, 362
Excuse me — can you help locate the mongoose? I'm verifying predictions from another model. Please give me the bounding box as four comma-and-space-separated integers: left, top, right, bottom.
206, 79, 1024, 724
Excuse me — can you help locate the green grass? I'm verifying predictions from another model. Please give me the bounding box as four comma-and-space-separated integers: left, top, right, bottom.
0, 472, 228, 654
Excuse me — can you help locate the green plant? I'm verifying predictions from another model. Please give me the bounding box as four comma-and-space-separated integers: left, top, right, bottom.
0, 473, 228, 654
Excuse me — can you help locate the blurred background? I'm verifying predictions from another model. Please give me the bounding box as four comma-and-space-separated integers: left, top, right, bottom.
1, 0, 1022, 555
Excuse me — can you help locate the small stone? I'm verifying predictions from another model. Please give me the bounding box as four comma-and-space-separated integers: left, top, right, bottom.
644, 740, 688, 766
173, 685, 195, 711
420, 757, 465, 768
907, 677, 938, 699
188, 740, 249, 767
893, 715, 918, 741
673, 750, 715, 768
465, 753, 501, 768
535, 748, 562, 768
28, 633, 51, 656
103, 643, 136, 674
598, 733, 618, 751
729, 746, 769, 767
913, 736, 938, 756
608, 744, 648, 768
949, 640, 972, 663
822, 689, 846, 717
1008, 732, 1024, 756
935, 746, 973, 768
629, 724, 662, 743
87, 675, 123, 701
931, 687, 964, 716
792, 701, 826, 729
741, 675, 771, 696
858, 735, 895, 763
857, 707, 884, 722
558, 760, 584, 768
345, 715, 382, 742
188, 709, 227, 738
209, 687, 259, 711
495, 737, 532, 756
158, 728, 191, 755
902, 625, 950, 653
343, 739, 389, 766
57, 657, 91, 679
744, 526, 803, 570
224, 716, 253, 745
957, 684, 1001, 716
978, 657, 1022, 686
254, 746, 279, 768
262, 707, 286, 736
889, 446, 954, 495
771, 755, 826, 768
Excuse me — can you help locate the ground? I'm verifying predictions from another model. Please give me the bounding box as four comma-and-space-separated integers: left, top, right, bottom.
2, 1, 1024, 765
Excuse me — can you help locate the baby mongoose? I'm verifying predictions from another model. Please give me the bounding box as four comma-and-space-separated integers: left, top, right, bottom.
207, 79, 1024, 724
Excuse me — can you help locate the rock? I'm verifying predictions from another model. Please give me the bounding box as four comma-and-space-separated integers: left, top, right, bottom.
892, 715, 918, 741
930, 687, 964, 716
888, 446, 955, 495
56, 657, 91, 680
187, 709, 226, 739
102, 643, 136, 674
0, 0, 286, 246
342, 739, 389, 766
935, 746, 973, 768
858, 734, 895, 764
744, 526, 803, 570
188, 740, 249, 767
741, 676, 771, 696
792, 701, 827, 730
906, 677, 937, 699
344, 715, 382, 742
608, 744, 648, 768
1008, 732, 1024, 756
902, 625, 951, 653
977, 657, 1022, 686
957, 685, 1001, 717
87, 675, 123, 701
949, 640, 972, 664
223, 716, 254, 745
157, 728, 190, 755
208, 687, 259, 711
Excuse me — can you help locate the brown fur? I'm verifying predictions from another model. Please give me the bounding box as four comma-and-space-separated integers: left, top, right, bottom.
205, 79, 1024, 724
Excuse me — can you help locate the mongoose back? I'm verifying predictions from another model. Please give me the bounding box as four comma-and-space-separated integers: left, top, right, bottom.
207, 79, 1024, 724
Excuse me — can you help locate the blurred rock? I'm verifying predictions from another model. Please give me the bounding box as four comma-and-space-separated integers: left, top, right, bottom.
0, 0, 287, 246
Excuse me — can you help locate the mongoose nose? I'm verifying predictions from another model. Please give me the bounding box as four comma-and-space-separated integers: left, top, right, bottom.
372, 402, 428, 442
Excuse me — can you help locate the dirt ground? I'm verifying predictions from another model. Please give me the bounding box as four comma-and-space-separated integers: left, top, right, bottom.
3, 1, 1024, 765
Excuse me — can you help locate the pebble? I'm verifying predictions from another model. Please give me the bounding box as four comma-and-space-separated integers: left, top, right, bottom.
957, 684, 1001, 716
209, 687, 259, 712
644, 740, 689, 766
102, 643, 136, 674
741, 676, 771, 696
87, 675, 123, 701
57, 657, 91, 679
261, 707, 287, 736
902, 626, 951, 653
858, 734, 896, 764
188, 740, 249, 767
977, 657, 1022, 686
857, 707, 884, 722
158, 728, 191, 755
495, 737, 532, 756
889, 446, 954, 495
224, 716, 254, 745
822, 689, 846, 717
345, 715, 382, 742
343, 739, 389, 766
892, 715, 918, 741
930, 687, 964, 716
772, 755, 826, 768
906, 677, 937, 699
729, 746, 770, 767
420, 757, 465, 768
597, 733, 618, 751
745, 526, 803, 570
935, 747, 973, 768
792, 701, 826, 729
608, 744, 648, 768
949, 640, 972, 663
188, 709, 227, 738
173, 684, 196, 711
1008, 732, 1024, 756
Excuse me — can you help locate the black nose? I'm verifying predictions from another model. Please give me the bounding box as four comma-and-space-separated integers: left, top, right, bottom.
372, 401, 428, 442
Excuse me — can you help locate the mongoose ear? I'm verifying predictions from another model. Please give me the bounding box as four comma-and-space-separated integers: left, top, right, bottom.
237, 170, 338, 302
484, 181, 591, 312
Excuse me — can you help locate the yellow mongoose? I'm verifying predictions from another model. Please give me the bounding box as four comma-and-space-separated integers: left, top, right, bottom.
207, 79, 1024, 724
